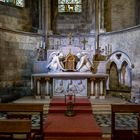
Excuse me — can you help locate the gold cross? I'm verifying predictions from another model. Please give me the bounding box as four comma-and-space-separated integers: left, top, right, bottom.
81, 38, 88, 50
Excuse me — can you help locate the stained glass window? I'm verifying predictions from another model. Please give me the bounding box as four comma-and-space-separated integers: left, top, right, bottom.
16, 0, 24, 7
58, 0, 82, 13
0, 0, 24, 7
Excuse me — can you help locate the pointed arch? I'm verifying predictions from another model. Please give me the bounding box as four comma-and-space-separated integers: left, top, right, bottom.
120, 61, 131, 88
109, 62, 119, 90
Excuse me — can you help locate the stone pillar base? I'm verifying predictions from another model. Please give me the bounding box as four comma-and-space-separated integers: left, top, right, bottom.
44, 96, 50, 99
99, 96, 105, 99
90, 96, 96, 99
35, 95, 41, 99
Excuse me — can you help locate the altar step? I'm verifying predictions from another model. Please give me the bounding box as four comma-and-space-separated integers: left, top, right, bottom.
49, 105, 92, 113
91, 104, 111, 114
50, 97, 91, 106
43, 101, 112, 115
49, 97, 92, 114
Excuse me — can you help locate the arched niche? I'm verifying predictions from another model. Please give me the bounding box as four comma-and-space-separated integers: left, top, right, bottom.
109, 62, 119, 90
120, 61, 131, 90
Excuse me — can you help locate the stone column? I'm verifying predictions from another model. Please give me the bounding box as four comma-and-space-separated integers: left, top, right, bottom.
99, 80, 105, 99
44, 78, 50, 99
38, 0, 42, 30
118, 69, 121, 86
45, 0, 51, 35
42, 0, 45, 32
104, 0, 111, 31
136, 0, 140, 24
36, 77, 41, 99
99, 0, 105, 32
95, 82, 98, 98
90, 79, 95, 99
100, 80, 103, 95
95, 0, 100, 52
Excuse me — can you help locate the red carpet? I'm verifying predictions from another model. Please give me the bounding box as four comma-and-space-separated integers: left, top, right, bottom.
43, 97, 102, 140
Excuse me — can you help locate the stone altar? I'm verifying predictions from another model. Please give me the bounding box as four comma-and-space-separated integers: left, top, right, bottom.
32, 37, 133, 100
31, 72, 108, 99
32, 44, 109, 99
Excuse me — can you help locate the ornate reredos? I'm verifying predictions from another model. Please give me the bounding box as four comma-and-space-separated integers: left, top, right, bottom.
47, 46, 93, 63
46, 46, 94, 72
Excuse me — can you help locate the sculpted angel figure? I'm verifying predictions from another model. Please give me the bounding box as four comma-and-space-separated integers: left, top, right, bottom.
76, 52, 93, 72
46, 51, 65, 72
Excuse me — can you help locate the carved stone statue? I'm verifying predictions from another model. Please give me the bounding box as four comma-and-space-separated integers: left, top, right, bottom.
76, 52, 93, 72
46, 51, 65, 72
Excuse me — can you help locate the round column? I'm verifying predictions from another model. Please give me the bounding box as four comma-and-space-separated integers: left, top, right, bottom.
36, 77, 41, 99
45, 78, 50, 99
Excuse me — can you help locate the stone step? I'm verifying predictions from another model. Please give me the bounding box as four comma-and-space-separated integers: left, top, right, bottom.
92, 104, 111, 109
43, 104, 50, 115
43, 102, 112, 115
91, 104, 111, 114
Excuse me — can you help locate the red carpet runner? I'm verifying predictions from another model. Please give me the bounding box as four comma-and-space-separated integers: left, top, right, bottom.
43, 97, 102, 140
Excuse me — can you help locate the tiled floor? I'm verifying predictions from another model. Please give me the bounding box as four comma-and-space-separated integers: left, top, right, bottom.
94, 113, 138, 134
1, 112, 137, 135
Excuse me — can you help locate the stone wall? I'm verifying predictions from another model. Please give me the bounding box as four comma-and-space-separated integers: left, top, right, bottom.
47, 34, 95, 51
0, 4, 32, 32
0, 28, 42, 102
111, 0, 137, 31
99, 25, 140, 94
51, 0, 95, 34
49, 0, 138, 34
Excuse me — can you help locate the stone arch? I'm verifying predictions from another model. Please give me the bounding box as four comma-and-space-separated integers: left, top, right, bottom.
107, 50, 132, 69
109, 62, 119, 90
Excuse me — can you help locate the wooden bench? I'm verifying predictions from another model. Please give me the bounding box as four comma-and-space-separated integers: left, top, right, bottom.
111, 104, 140, 140
0, 103, 44, 139
0, 119, 32, 140
132, 115, 140, 140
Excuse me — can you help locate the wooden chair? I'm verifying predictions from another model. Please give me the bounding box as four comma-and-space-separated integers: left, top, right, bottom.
0, 119, 33, 140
